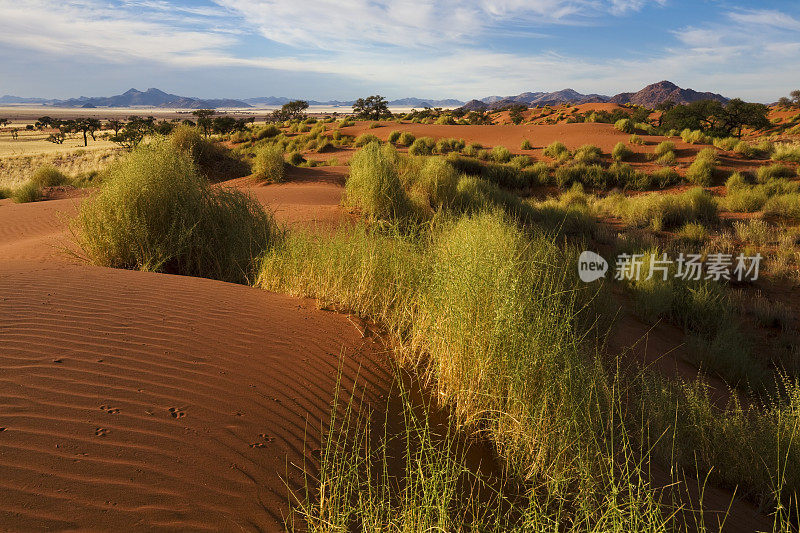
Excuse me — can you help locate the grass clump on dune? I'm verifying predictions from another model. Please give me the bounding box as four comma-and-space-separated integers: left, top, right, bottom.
611, 141, 633, 162
572, 144, 602, 164
72, 140, 279, 284
11, 181, 43, 203
542, 141, 569, 160
685, 148, 716, 186
354, 133, 380, 147
757, 163, 795, 182
252, 144, 285, 182
345, 142, 411, 220
614, 118, 634, 133
597, 187, 717, 231
169, 125, 249, 181
31, 165, 70, 187
771, 142, 800, 163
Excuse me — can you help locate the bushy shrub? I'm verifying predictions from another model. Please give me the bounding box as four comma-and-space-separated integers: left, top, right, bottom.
369, 122, 382, 129
555, 163, 609, 189
763, 194, 800, 219
649, 167, 681, 188
169, 125, 249, 181
409, 137, 436, 156
612, 142, 633, 161
461, 142, 482, 157
72, 141, 278, 283
757, 163, 795, 182
676, 221, 709, 243
388, 130, 401, 143
435, 138, 465, 154
416, 157, 459, 208
733, 141, 756, 158
253, 144, 285, 182
435, 114, 456, 125
686, 149, 717, 186
316, 140, 335, 153
253, 124, 281, 140
11, 181, 42, 203
653, 141, 675, 158
445, 154, 483, 175
680, 129, 711, 145
713, 137, 739, 151
543, 141, 569, 159
599, 187, 717, 230
354, 133, 380, 147
629, 134, 644, 145
771, 143, 800, 163
573, 144, 602, 164
614, 118, 635, 134
398, 132, 416, 146
521, 139, 532, 150
31, 165, 69, 187
491, 145, 512, 163
345, 143, 410, 220
510, 155, 532, 168
288, 151, 305, 165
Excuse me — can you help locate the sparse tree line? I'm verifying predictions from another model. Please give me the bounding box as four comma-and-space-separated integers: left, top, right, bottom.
777, 89, 800, 108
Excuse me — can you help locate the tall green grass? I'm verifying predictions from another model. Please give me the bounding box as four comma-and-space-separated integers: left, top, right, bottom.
72, 140, 279, 283
345, 142, 412, 220
252, 144, 286, 182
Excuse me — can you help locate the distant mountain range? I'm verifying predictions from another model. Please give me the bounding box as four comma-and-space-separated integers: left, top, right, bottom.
464, 81, 729, 111
0, 82, 730, 111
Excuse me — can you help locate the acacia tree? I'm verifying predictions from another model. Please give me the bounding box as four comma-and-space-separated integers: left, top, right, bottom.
110, 116, 154, 150
352, 95, 391, 120
0, 118, 8, 127
660, 99, 769, 137
270, 100, 309, 122
74, 118, 102, 146
192, 109, 216, 137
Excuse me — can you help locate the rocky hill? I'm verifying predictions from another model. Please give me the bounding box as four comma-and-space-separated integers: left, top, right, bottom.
609, 81, 728, 107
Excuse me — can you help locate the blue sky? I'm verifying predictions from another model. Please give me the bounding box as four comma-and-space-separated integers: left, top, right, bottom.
1, 0, 798, 102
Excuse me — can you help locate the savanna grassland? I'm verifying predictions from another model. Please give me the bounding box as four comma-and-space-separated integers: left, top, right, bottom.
1, 98, 800, 532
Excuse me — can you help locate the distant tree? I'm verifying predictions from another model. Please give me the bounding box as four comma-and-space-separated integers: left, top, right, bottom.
11, 128, 19, 140
791, 90, 800, 104
47, 132, 66, 144
211, 116, 237, 134
720, 98, 770, 137
153, 120, 175, 135
35, 116, 56, 130
107, 119, 124, 136
110, 116, 154, 150
660, 98, 769, 137
182, 119, 196, 127
270, 100, 309, 122
192, 109, 216, 137
0, 118, 8, 127
508, 106, 525, 125
74, 118, 102, 146
352, 95, 391, 120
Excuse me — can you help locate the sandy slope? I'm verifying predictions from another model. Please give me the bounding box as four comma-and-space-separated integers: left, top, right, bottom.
0, 182, 391, 531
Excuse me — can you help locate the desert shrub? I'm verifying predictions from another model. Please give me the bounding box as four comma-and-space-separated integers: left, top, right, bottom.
655, 151, 677, 166
31, 165, 69, 187
253, 124, 281, 140
388, 130, 401, 143
354, 133, 380, 147
461, 142, 482, 157
408, 137, 436, 156
169, 125, 249, 181
764, 194, 800, 219
518, 162, 550, 187
491, 145, 512, 163
415, 157, 459, 208
345, 143, 410, 220
734, 219, 774, 246
676, 221, 709, 243
252, 144, 285, 182
521, 139, 532, 150
11, 181, 42, 203
635, 122, 657, 135
510, 155, 532, 168
397, 132, 416, 146
316, 140, 335, 153
482, 163, 525, 189
435, 114, 456, 125
543, 141, 569, 159
771, 142, 800, 163
713, 137, 739, 151
72, 141, 278, 283
614, 118, 635, 133
435, 138, 464, 154
0, 187, 10, 199
757, 163, 795, 182
369, 122, 382, 129
288, 151, 305, 166
686, 150, 717, 186
573, 144, 602, 164
733, 141, 756, 158
681, 129, 711, 145
555, 163, 609, 189
629, 134, 644, 145
445, 154, 483, 175
653, 141, 675, 158
649, 167, 681, 188
612, 142, 633, 162
598, 187, 717, 230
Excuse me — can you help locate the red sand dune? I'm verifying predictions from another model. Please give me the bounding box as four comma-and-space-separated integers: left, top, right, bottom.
0, 179, 392, 531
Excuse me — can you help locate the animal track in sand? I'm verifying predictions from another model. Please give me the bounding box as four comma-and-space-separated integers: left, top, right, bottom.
168, 407, 186, 419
